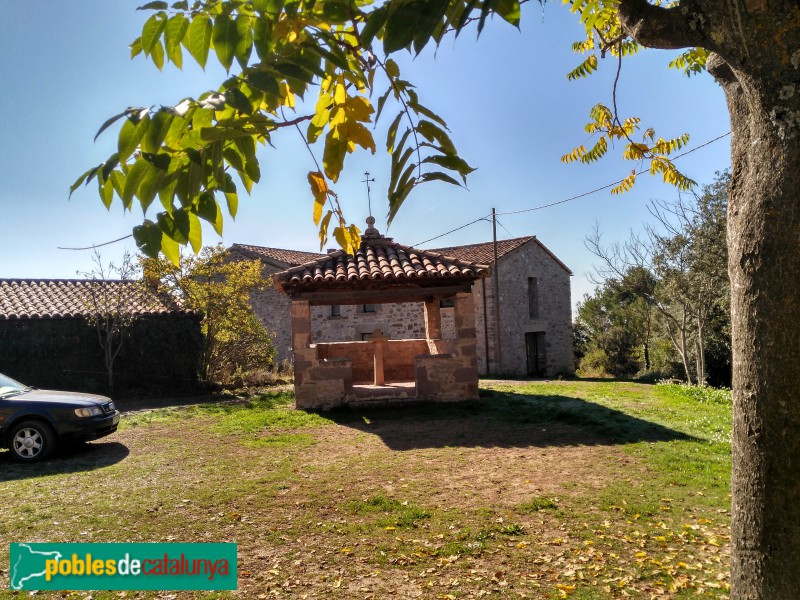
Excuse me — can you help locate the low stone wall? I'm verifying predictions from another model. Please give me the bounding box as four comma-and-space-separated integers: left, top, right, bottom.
315, 339, 428, 383
415, 354, 479, 401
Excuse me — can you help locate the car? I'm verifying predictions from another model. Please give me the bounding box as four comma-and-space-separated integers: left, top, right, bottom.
0, 373, 120, 463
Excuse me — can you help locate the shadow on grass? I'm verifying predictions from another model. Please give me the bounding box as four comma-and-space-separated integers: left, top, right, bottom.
325, 389, 694, 451
0, 441, 129, 481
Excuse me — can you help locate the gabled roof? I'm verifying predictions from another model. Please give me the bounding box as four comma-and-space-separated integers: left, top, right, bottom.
230, 243, 325, 268
273, 222, 489, 295
431, 236, 573, 275
0, 279, 192, 320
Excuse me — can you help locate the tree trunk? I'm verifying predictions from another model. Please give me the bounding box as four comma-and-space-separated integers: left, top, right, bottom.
713, 56, 800, 597
617, 0, 800, 591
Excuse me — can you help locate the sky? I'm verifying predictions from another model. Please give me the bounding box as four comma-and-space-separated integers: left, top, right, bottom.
0, 1, 730, 312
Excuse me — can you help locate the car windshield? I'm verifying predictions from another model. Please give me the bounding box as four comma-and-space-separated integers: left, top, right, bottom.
0, 373, 30, 397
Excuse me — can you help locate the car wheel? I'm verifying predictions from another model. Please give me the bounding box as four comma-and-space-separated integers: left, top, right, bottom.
8, 421, 56, 463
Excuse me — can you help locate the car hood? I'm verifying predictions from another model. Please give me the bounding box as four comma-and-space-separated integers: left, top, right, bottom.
14, 389, 112, 407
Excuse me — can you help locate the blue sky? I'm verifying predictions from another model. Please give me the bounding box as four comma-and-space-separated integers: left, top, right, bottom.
0, 1, 730, 310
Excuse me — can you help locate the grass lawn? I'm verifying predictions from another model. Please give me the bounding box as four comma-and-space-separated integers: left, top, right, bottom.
0, 380, 731, 599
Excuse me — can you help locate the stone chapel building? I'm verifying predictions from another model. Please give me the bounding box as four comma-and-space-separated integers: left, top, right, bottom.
230, 233, 573, 377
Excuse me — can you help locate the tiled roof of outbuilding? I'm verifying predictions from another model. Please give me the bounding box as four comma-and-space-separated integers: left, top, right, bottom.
273, 228, 489, 291
431, 236, 573, 275
230, 243, 325, 267
0, 279, 192, 320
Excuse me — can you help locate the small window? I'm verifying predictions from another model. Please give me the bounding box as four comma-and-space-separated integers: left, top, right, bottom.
360, 331, 373, 341
528, 277, 539, 319
439, 298, 455, 308
330, 304, 341, 317
361, 304, 376, 313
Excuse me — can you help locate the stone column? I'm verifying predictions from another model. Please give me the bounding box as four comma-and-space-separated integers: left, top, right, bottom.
424, 299, 442, 340
291, 300, 312, 387
371, 328, 388, 386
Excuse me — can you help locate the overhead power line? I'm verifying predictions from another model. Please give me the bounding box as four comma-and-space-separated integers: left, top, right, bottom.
414, 131, 731, 246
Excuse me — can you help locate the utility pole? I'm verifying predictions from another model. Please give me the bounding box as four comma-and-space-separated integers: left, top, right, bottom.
492, 208, 502, 374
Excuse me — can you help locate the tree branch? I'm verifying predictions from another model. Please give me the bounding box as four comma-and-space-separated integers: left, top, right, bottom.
618, 0, 707, 51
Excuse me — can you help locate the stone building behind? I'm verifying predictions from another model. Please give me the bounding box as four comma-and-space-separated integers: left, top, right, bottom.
231, 235, 573, 377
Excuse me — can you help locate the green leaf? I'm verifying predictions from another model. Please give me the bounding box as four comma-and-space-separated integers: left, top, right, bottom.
413, 0, 448, 54
161, 233, 180, 264
130, 37, 143, 59
141, 13, 167, 55
224, 176, 239, 216
496, 0, 521, 27
137, 161, 165, 213
375, 87, 392, 122
158, 208, 192, 245
197, 192, 224, 235
213, 13, 239, 72
389, 145, 413, 193
361, 4, 388, 48
94, 111, 127, 142
386, 113, 404, 153
416, 119, 455, 155
422, 154, 476, 182
245, 69, 281, 96
383, 0, 448, 54
419, 171, 462, 186
133, 219, 163, 258
164, 14, 189, 67
110, 170, 126, 198
234, 14, 253, 69
122, 159, 151, 209
264, 0, 285, 16
102, 153, 120, 181
141, 110, 173, 153
186, 14, 212, 69
99, 176, 114, 209
454, 0, 480, 35
252, 16, 274, 60
138, 1, 168, 10
408, 101, 448, 128
150, 39, 165, 70
118, 116, 147, 162
70, 166, 98, 197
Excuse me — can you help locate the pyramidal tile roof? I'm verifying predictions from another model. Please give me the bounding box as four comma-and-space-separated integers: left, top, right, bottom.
274, 221, 489, 291
0, 279, 192, 320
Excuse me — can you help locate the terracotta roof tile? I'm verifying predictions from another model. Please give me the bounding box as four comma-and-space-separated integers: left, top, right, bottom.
0, 279, 193, 320
273, 232, 489, 291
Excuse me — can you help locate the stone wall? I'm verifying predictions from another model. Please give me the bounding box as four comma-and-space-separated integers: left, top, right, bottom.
310, 303, 426, 344
484, 242, 574, 376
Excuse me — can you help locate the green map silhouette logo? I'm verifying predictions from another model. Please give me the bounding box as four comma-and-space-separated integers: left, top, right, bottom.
7, 543, 236, 591
10, 543, 62, 590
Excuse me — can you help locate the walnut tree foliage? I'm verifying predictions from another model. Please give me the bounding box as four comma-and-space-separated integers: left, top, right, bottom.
72, 0, 698, 263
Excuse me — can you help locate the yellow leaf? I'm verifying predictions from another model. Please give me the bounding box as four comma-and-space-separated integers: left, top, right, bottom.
346, 95, 374, 122
334, 83, 347, 106
279, 82, 295, 108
